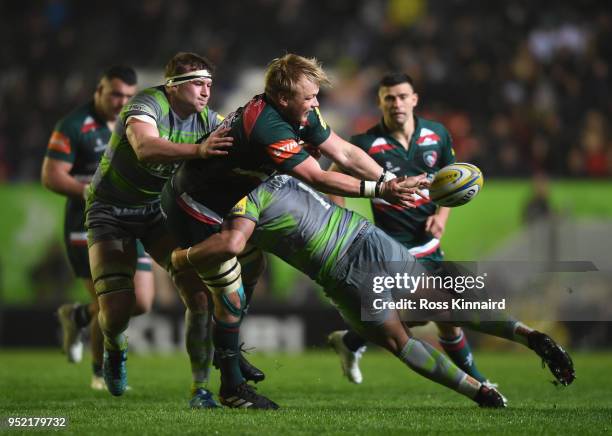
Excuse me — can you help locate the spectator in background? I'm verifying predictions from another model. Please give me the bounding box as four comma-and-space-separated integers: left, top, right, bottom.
2, 2, 611, 179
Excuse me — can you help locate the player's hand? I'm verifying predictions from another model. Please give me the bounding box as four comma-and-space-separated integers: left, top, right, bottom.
379, 176, 429, 208
425, 214, 446, 239
197, 127, 233, 158
399, 173, 431, 189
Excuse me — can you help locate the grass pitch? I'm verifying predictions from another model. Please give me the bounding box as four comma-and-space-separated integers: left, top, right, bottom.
1, 349, 610, 435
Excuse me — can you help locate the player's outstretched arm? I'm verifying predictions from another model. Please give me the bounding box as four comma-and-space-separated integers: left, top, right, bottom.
171, 217, 255, 272
127, 119, 232, 163
290, 156, 425, 208
318, 131, 385, 181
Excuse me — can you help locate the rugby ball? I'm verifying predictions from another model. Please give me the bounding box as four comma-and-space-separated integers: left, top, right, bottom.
429, 163, 483, 207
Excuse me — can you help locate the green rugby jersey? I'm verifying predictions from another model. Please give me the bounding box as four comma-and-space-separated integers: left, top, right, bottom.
230, 175, 368, 288
172, 94, 331, 218
350, 116, 455, 256
89, 86, 223, 207
46, 101, 111, 242
46, 101, 109, 182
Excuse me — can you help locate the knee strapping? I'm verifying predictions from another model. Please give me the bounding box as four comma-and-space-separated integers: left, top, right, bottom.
198, 258, 242, 295
94, 273, 134, 296
220, 285, 246, 318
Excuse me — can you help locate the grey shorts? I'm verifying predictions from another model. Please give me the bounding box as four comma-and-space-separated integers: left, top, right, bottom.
324, 225, 424, 331
85, 199, 166, 250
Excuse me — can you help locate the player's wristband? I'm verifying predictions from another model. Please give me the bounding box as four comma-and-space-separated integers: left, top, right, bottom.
375, 181, 382, 197
360, 180, 378, 198
379, 170, 396, 183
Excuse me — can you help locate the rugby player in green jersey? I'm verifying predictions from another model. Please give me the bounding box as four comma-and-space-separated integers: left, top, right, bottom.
42, 66, 155, 391
171, 174, 575, 407
85, 53, 252, 407
327, 72, 493, 386
161, 54, 425, 409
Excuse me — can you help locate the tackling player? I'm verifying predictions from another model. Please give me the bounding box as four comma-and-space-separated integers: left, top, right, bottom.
161, 53, 423, 409
41, 66, 154, 391
172, 174, 575, 407
327, 72, 492, 386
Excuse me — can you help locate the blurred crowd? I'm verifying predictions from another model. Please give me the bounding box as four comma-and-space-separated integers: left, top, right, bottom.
1, 0, 610, 181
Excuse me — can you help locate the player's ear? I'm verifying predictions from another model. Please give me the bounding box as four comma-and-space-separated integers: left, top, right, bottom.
277, 92, 290, 108
413, 92, 419, 107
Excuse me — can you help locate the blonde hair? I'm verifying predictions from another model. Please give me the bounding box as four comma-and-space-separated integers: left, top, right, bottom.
264, 54, 331, 98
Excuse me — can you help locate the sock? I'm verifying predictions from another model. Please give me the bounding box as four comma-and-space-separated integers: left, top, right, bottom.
103, 332, 127, 352
92, 363, 103, 377
185, 309, 213, 394
439, 331, 487, 383
213, 316, 244, 389
459, 318, 530, 347
512, 322, 533, 347
343, 330, 367, 352
399, 337, 480, 399
73, 304, 92, 328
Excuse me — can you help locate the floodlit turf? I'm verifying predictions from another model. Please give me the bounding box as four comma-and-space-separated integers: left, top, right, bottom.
0, 350, 610, 435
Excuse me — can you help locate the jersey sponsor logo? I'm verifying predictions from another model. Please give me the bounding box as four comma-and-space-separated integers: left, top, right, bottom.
297, 181, 331, 210
231, 197, 247, 216
267, 139, 302, 164
385, 162, 402, 173
81, 116, 101, 133
368, 137, 394, 155
94, 138, 106, 153
423, 150, 438, 167
125, 103, 155, 117
416, 128, 441, 146
48, 130, 71, 154
142, 161, 180, 177
314, 107, 327, 130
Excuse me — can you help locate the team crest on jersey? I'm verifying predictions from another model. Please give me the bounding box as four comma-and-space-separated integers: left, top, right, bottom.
94, 138, 106, 152
423, 150, 438, 167
231, 197, 247, 216
416, 128, 441, 146
368, 137, 394, 155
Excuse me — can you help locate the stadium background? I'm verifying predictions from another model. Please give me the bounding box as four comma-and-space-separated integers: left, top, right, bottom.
0, 0, 610, 354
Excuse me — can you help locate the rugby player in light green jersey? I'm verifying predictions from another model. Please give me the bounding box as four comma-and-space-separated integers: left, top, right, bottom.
172, 175, 575, 407
85, 52, 248, 408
